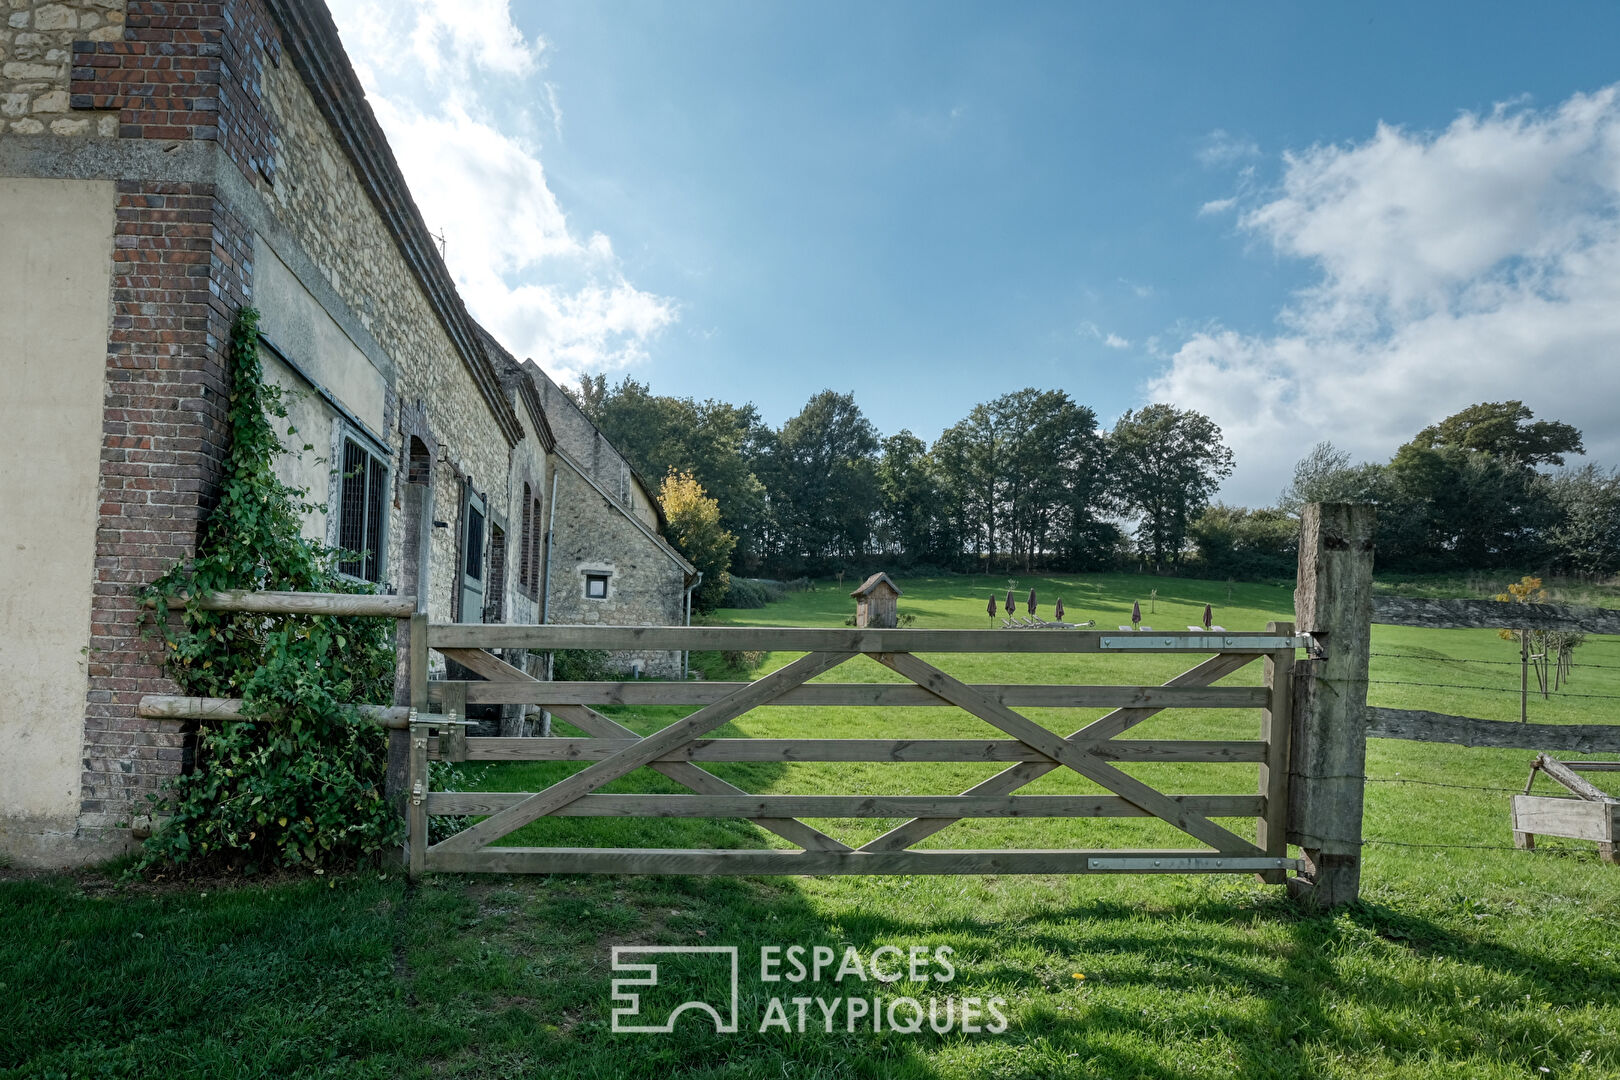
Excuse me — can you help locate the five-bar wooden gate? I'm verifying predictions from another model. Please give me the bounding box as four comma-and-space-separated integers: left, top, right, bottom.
406, 621, 1302, 879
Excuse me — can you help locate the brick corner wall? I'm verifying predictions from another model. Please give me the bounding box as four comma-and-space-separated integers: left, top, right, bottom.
75, 0, 274, 842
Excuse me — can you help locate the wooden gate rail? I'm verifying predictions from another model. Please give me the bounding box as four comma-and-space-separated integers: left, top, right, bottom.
426, 624, 1299, 653
424, 738, 1269, 763
429, 682, 1269, 709
408, 621, 1301, 879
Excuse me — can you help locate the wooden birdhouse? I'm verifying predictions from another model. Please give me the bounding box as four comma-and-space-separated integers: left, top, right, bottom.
850, 572, 903, 629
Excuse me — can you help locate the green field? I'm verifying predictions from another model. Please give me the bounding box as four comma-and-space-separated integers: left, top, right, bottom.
5, 573, 1619, 1079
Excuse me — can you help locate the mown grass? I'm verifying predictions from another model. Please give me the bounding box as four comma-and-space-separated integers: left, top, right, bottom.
4, 572, 1618, 1079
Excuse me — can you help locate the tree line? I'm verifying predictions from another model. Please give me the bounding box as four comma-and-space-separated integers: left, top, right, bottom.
574, 376, 1235, 608
568, 376, 1620, 609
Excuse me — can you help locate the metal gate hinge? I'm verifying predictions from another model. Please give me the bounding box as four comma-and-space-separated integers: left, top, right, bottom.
410, 781, 424, 806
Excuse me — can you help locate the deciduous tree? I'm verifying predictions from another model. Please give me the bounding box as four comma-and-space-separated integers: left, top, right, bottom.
1109, 404, 1234, 569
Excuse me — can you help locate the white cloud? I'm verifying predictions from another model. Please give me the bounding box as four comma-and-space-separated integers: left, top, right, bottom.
1197, 128, 1260, 168
1081, 322, 1132, 350
1155, 86, 1620, 505
1198, 196, 1238, 217
325, 0, 675, 379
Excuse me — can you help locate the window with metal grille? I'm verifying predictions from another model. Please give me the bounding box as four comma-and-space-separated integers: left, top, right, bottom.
519, 483, 533, 591
530, 497, 543, 593
337, 436, 388, 582
485, 523, 506, 622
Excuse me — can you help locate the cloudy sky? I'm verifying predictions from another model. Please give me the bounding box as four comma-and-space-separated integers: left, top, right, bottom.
326, 1, 1620, 504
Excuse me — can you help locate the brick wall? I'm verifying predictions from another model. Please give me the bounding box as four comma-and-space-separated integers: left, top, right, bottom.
79, 177, 248, 834
1, 0, 125, 136
65, 0, 277, 184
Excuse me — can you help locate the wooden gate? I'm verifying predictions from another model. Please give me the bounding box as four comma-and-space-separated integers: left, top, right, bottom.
406, 621, 1302, 879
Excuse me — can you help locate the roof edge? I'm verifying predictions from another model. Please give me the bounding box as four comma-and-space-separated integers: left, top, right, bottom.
262, 0, 524, 448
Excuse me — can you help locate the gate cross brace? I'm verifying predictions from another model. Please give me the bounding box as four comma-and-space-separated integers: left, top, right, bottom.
430, 649, 856, 854
433, 647, 850, 852
862, 651, 1262, 852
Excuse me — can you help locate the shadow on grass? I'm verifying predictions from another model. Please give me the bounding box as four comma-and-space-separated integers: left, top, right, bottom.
6, 861, 1615, 1079
390, 866, 1620, 1080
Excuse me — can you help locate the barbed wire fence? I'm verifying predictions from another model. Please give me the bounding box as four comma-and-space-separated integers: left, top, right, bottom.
1343, 645, 1619, 857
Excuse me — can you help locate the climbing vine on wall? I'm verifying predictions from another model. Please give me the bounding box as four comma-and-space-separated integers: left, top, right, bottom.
140, 308, 399, 873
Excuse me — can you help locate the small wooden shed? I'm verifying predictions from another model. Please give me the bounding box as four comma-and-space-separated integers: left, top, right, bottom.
850, 573, 903, 629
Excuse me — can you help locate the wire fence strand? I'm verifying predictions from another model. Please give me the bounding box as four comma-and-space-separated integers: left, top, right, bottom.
1364, 678, 1620, 701
1371, 651, 1620, 671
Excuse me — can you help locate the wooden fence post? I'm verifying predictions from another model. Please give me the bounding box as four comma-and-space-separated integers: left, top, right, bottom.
389, 489, 435, 824
406, 611, 429, 873
1287, 502, 1375, 907
1256, 620, 1294, 885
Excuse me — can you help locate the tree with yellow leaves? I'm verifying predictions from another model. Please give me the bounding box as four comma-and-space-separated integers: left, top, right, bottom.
659, 469, 735, 614
1496, 576, 1585, 711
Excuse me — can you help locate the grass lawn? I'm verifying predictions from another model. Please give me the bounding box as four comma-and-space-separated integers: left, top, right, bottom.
5, 573, 1618, 1079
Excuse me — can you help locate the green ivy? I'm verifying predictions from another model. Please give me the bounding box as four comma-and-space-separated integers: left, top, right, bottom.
139, 308, 400, 874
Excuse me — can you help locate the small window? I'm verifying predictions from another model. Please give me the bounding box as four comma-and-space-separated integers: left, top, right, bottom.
337, 436, 387, 582
585, 573, 609, 600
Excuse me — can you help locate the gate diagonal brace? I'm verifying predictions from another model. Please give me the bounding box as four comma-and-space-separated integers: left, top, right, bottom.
872, 653, 1262, 856
862, 651, 1261, 853
433, 647, 851, 853
430, 650, 856, 854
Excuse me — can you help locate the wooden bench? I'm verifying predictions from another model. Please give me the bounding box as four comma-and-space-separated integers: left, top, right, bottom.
1511, 754, 1619, 865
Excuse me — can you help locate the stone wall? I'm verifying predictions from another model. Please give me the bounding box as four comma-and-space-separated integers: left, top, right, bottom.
545, 457, 690, 678
0, 0, 697, 863
501, 396, 548, 627
2, 0, 123, 136
257, 45, 513, 623
527, 362, 662, 531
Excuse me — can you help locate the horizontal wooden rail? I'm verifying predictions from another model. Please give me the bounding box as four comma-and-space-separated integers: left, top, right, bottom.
429, 680, 1270, 709
1373, 595, 1620, 635
144, 589, 415, 618
139, 694, 410, 728
429, 737, 1268, 764
1366, 707, 1620, 753
428, 623, 1299, 654
424, 847, 1295, 875
424, 792, 1265, 817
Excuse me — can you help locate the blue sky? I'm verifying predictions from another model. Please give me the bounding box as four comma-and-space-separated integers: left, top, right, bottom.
329, 2, 1620, 504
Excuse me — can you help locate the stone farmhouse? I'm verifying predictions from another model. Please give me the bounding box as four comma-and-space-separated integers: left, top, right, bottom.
0, 0, 696, 867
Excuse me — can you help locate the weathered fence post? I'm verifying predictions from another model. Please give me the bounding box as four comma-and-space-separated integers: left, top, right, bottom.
1287, 502, 1375, 907
407, 610, 429, 875
388, 481, 436, 819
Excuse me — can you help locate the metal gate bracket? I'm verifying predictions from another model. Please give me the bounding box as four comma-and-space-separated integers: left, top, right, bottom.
1086, 856, 1300, 872
1098, 634, 1302, 651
